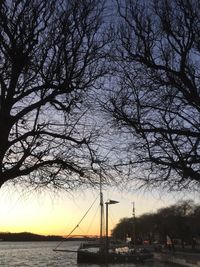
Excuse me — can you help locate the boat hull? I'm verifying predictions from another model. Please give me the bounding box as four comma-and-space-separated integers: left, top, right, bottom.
77, 249, 153, 264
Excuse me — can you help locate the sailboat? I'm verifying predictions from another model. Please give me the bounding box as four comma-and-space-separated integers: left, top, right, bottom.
77, 177, 153, 264
54, 175, 153, 264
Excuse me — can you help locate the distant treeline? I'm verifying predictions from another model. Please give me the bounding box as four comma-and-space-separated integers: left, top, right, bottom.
0, 232, 97, 242
112, 200, 200, 249
0, 232, 66, 241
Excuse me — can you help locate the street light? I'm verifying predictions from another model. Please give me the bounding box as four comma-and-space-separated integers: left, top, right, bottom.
132, 202, 136, 247
105, 199, 119, 265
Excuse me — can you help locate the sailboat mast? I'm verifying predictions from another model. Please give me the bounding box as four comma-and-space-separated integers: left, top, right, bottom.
100, 173, 103, 240
132, 202, 136, 247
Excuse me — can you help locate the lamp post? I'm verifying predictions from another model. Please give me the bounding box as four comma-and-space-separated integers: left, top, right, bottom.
105, 199, 119, 265
132, 202, 136, 248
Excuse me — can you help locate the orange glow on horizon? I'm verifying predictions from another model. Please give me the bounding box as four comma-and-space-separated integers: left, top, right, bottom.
0, 185, 197, 237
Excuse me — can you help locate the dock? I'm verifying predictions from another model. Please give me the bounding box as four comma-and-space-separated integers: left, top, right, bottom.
154, 251, 200, 267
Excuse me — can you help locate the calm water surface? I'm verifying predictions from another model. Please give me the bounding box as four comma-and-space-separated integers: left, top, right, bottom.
0, 241, 179, 266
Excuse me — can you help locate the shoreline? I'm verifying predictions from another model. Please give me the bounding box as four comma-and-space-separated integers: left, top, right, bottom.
154, 251, 200, 267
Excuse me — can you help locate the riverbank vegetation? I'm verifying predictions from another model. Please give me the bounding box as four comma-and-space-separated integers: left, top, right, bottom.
112, 200, 200, 250
0, 232, 65, 241
0, 232, 95, 242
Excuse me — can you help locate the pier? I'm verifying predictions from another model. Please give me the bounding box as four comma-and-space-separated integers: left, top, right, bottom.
155, 251, 200, 267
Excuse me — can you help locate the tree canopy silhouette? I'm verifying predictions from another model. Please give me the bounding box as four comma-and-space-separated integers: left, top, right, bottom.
0, 0, 108, 189
111, 200, 200, 249
106, 0, 200, 191
1, 0, 200, 193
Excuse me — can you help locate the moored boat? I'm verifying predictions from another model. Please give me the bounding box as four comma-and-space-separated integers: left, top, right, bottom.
76, 177, 153, 264
54, 174, 154, 264
77, 245, 153, 264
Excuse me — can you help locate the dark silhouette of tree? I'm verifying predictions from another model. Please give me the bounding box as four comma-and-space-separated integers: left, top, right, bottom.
0, 0, 109, 189
106, 0, 200, 191
157, 201, 194, 248
111, 217, 132, 241
112, 213, 159, 245
111, 200, 200, 250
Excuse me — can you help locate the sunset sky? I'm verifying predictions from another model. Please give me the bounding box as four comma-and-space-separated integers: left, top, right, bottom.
0, 0, 199, 244
0, 185, 198, 237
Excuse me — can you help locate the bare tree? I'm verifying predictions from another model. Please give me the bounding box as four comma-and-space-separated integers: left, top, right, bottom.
107, 0, 200, 191
112, 200, 199, 248
0, 0, 109, 189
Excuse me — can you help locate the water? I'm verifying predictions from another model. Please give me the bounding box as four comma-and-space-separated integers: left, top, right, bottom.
0, 241, 178, 266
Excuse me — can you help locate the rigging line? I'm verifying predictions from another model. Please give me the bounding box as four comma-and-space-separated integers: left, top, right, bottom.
85, 203, 100, 235
53, 193, 99, 251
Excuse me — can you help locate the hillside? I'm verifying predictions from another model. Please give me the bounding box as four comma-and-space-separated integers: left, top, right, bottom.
0, 232, 65, 242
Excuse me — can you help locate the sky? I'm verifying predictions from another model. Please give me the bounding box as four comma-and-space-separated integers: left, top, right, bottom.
0, 184, 199, 237
0, 0, 199, 242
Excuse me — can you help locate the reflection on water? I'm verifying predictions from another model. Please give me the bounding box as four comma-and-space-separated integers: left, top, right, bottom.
0, 241, 178, 266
